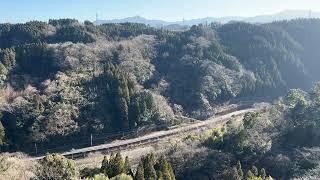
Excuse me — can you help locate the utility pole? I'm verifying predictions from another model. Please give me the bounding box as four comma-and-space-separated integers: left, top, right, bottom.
95, 13, 99, 26
90, 133, 93, 146
34, 143, 38, 155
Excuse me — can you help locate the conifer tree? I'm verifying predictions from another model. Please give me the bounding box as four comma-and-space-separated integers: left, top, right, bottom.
109, 152, 125, 178
135, 161, 145, 180
143, 154, 157, 180
101, 156, 110, 175
124, 156, 133, 177
155, 156, 174, 180
147, 153, 156, 166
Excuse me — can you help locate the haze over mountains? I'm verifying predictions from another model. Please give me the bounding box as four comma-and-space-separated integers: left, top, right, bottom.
95, 10, 320, 26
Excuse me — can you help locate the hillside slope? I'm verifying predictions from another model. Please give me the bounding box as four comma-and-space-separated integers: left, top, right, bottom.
0, 19, 319, 153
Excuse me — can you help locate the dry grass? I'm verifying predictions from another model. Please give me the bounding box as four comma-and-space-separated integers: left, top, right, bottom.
75, 145, 157, 170
75, 136, 178, 171
73, 116, 242, 171
0, 153, 38, 180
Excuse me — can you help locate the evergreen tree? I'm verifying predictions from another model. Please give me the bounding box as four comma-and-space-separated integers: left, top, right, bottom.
116, 72, 130, 130
143, 162, 157, 180
109, 152, 125, 178
147, 153, 156, 166
143, 154, 157, 180
124, 156, 133, 177
134, 161, 145, 180
103, 63, 132, 130
154, 156, 175, 180
101, 156, 110, 175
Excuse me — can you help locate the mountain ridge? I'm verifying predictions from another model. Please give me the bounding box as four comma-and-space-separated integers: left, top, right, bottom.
95, 10, 320, 26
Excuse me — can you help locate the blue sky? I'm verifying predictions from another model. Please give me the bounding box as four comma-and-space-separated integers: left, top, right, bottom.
1, 0, 320, 23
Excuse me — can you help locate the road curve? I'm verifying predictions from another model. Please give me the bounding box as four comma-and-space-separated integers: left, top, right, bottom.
32, 107, 263, 160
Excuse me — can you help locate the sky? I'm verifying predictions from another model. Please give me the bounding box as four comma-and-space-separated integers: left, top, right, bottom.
1, 0, 320, 23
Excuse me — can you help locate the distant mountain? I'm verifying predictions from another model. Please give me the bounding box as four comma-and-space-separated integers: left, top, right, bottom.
245, 10, 320, 23
95, 10, 320, 26
95, 15, 168, 26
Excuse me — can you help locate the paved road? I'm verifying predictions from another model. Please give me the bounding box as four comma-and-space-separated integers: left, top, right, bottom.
32, 106, 263, 160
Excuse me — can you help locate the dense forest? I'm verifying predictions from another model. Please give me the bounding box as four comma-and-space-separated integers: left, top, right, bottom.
167, 82, 320, 179
0, 18, 320, 179
0, 18, 320, 155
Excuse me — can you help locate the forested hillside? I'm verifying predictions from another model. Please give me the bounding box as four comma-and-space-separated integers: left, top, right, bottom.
0, 18, 320, 153
167, 82, 320, 179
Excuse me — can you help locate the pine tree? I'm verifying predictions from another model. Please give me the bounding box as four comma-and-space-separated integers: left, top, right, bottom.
144, 162, 157, 180
155, 156, 174, 180
147, 153, 156, 166
135, 161, 145, 180
118, 74, 130, 129
124, 156, 133, 177
129, 96, 140, 128
101, 156, 110, 175
143, 155, 157, 180
109, 152, 125, 178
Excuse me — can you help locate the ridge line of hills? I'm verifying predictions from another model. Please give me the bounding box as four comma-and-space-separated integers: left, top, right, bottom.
94, 9, 320, 26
